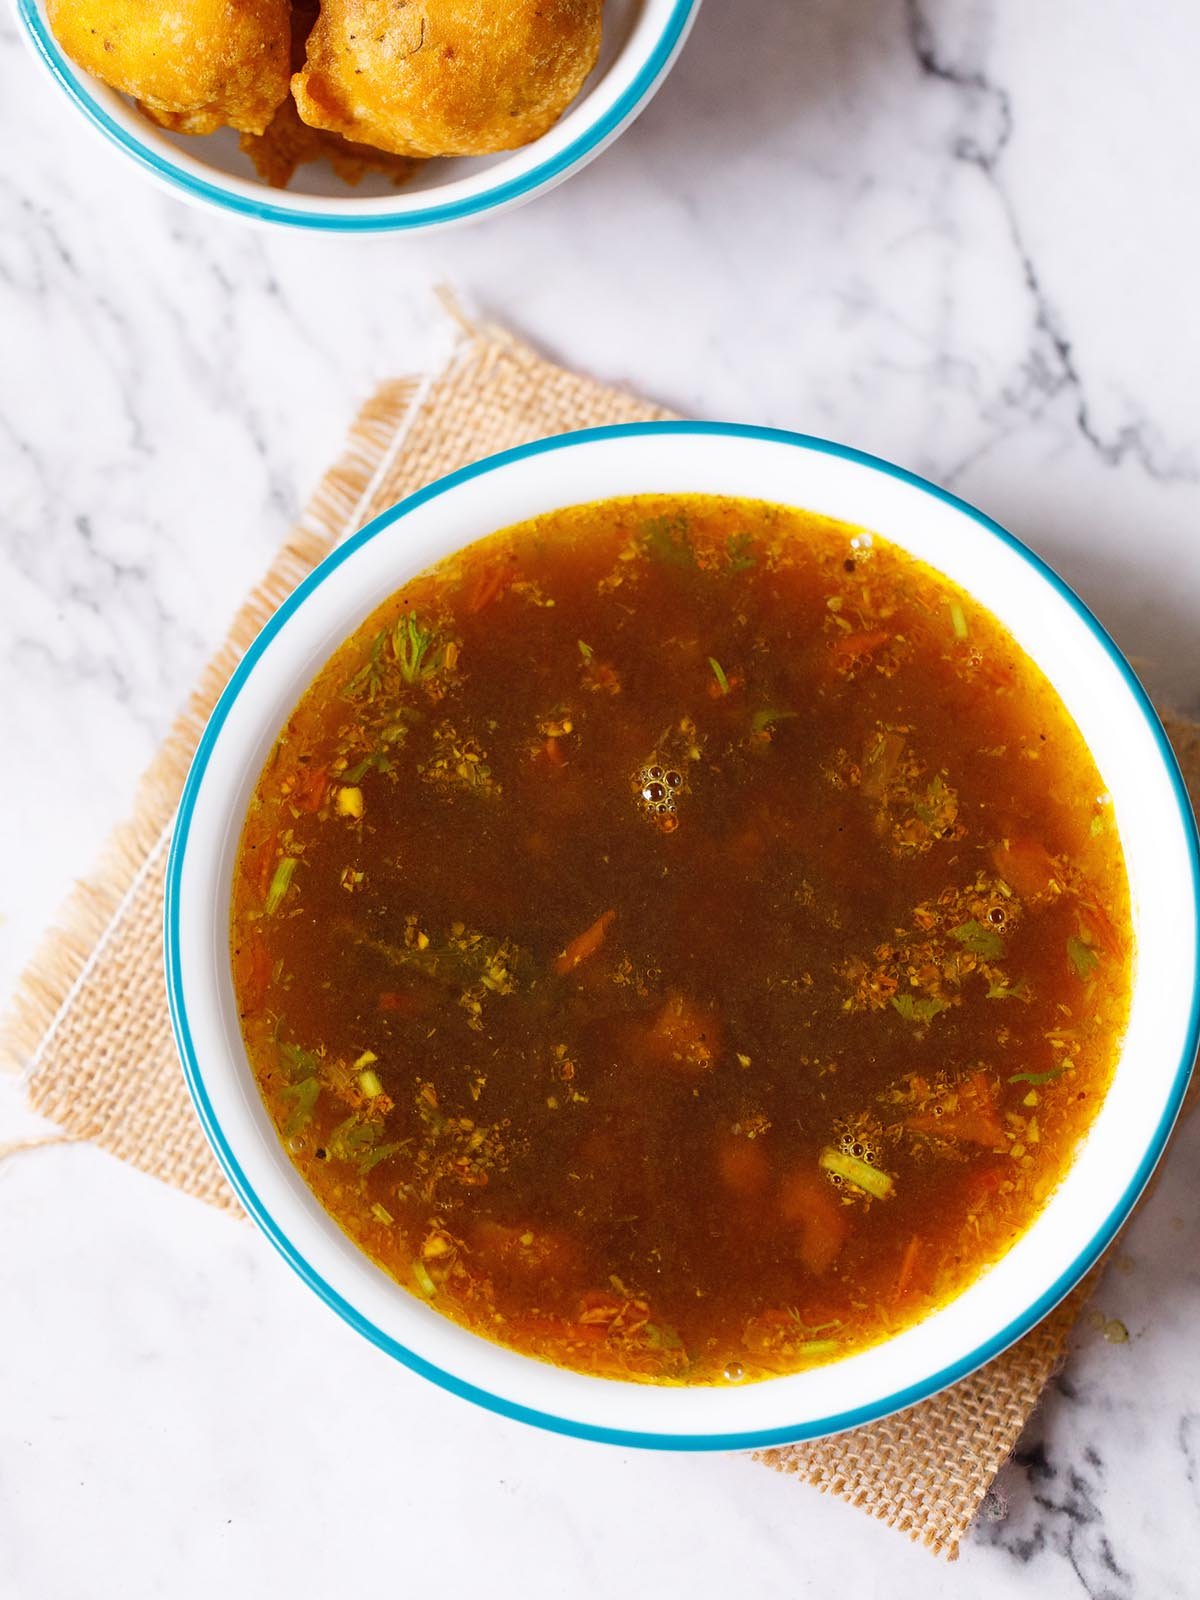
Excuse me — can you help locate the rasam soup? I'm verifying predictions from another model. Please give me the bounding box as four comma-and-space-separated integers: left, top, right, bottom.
231, 495, 1131, 1385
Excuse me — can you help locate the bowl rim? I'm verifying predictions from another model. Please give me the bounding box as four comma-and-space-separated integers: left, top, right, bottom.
16, 0, 701, 231
165, 420, 1200, 1449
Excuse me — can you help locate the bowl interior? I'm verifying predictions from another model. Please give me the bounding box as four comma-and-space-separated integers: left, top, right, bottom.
168, 425, 1199, 1446
21, 0, 698, 222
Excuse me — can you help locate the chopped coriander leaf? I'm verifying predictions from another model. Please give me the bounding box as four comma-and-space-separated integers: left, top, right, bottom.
577, 639, 595, 662
708, 657, 730, 695
280, 1077, 319, 1136
1008, 1067, 1065, 1086
265, 856, 300, 914
329, 1114, 378, 1162
892, 993, 948, 1024
341, 745, 403, 785
343, 631, 386, 697
358, 1140, 408, 1175
1067, 935, 1100, 979
987, 979, 1033, 1003
725, 532, 757, 572
394, 614, 436, 684
278, 1040, 321, 1081
949, 919, 1005, 961
340, 757, 373, 785
326, 1112, 409, 1174
639, 515, 695, 568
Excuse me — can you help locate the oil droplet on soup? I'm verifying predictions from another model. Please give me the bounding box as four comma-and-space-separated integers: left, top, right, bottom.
230, 495, 1131, 1385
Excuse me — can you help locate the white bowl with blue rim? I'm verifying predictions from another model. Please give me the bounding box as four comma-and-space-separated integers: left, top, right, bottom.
166, 423, 1199, 1448
17, 0, 701, 231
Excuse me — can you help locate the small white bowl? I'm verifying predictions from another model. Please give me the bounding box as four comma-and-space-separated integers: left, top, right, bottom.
17, 0, 701, 231
166, 423, 1199, 1448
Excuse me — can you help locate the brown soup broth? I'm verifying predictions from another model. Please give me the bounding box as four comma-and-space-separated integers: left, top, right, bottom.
230, 495, 1131, 1385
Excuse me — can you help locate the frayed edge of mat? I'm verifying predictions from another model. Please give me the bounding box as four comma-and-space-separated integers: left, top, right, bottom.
753, 1276, 1096, 1560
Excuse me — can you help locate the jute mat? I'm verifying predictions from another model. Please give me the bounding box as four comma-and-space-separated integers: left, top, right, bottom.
3, 318, 1197, 1557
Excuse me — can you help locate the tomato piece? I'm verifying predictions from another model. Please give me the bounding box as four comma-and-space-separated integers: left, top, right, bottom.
233, 932, 272, 1015
716, 1135, 770, 1200
778, 1167, 849, 1274
992, 836, 1061, 901
637, 993, 720, 1075
290, 762, 328, 813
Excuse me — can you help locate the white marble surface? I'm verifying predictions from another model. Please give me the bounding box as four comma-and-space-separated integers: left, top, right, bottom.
1, 1, 1198, 1594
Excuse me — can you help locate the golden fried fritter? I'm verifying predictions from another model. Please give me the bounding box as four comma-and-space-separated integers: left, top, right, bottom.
47, 0, 291, 137
240, 0, 419, 187
241, 96, 422, 188
292, 0, 603, 159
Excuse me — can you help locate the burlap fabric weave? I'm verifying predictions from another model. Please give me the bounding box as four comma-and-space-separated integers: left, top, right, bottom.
3, 322, 1197, 1558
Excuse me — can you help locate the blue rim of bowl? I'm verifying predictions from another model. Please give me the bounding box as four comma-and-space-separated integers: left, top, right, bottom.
166, 421, 1200, 1449
17, 0, 700, 231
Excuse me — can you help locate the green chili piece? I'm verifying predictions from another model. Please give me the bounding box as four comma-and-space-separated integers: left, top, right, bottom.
819, 1146, 895, 1199
265, 856, 300, 915
412, 1259, 437, 1298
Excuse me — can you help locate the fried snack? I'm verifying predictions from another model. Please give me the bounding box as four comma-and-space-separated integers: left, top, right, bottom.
238, 0, 420, 188
241, 96, 422, 188
46, 0, 291, 137
292, 0, 603, 159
